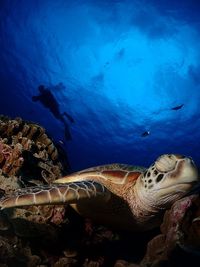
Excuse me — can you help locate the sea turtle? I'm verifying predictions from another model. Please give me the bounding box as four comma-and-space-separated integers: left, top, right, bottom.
0, 154, 199, 231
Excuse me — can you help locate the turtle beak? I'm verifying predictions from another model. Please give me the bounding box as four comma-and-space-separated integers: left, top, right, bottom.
177, 157, 199, 184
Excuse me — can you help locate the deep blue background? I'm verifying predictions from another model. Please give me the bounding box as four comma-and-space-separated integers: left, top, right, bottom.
0, 0, 200, 171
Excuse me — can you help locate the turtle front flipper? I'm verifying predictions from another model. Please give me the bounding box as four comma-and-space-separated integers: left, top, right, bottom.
0, 181, 110, 209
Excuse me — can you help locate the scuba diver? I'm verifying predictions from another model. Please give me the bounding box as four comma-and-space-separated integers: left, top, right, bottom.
32, 85, 74, 140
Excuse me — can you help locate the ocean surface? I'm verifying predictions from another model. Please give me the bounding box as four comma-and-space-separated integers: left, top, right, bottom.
0, 0, 200, 171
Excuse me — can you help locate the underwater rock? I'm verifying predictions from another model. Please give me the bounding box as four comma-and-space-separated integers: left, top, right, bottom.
0, 235, 41, 266
141, 194, 200, 267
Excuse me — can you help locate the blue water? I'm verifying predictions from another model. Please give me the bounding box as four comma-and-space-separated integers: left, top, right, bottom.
0, 0, 200, 171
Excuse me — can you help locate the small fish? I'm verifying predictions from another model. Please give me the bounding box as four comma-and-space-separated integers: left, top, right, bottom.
171, 104, 184, 110
141, 131, 150, 137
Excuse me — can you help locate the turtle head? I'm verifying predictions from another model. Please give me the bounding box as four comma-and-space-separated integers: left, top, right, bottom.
139, 154, 199, 208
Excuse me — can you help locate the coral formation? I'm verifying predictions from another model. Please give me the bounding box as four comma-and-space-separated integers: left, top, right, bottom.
0, 115, 69, 183
0, 115, 72, 266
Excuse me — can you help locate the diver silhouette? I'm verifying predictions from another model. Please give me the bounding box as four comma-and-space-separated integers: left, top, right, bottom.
32, 85, 74, 140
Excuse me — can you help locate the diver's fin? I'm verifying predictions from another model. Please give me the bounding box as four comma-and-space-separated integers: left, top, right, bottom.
0, 181, 110, 209
62, 112, 75, 123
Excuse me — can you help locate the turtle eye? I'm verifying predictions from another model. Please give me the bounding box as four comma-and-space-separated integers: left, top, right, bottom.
155, 154, 176, 173
156, 174, 164, 183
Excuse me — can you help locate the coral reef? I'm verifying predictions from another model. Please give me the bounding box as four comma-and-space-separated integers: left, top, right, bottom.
0, 115, 69, 183
0, 115, 72, 266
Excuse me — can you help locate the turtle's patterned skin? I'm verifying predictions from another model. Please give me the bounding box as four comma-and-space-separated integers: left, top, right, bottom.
0, 154, 199, 231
